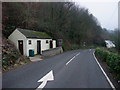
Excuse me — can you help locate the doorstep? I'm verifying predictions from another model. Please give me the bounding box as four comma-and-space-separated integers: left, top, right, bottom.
29, 55, 43, 62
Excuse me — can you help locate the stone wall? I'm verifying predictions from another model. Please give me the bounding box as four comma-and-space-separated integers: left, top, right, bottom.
42, 47, 63, 57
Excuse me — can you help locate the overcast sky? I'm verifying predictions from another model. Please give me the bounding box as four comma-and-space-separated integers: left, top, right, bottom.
73, 0, 119, 30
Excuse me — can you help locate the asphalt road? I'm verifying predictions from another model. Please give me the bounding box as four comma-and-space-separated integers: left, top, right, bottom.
3, 49, 111, 88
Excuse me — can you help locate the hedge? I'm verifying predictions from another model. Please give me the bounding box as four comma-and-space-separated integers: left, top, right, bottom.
95, 47, 120, 80
95, 48, 109, 62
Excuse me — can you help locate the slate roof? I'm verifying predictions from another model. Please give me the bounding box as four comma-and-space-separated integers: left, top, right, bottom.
17, 28, 51, 39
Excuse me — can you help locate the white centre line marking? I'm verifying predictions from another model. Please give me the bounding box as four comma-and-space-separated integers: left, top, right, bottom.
66, 52, 80, 65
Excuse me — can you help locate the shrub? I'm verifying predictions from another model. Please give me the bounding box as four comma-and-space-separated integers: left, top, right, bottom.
95, 48, 120, 80
106, 52, 120, 74
95, 48, 108, 62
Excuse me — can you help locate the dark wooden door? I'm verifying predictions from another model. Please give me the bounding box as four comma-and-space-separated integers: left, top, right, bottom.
18, 40, 23, 55
37, 40, 41, 54
50, 40, 53, 48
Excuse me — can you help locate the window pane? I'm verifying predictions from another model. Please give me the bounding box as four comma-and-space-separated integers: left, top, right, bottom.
29, 40, 31, 44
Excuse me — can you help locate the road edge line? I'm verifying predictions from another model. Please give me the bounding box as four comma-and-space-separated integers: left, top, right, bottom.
93, 51, 116, 90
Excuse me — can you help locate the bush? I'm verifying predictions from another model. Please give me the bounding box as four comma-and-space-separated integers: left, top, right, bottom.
95, 48, 108, 62
106, 52, 120, 74
95, 47, 120, 80
2, 49, 21, 71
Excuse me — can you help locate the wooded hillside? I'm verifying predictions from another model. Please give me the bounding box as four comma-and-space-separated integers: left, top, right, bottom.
2, 2, 114, 50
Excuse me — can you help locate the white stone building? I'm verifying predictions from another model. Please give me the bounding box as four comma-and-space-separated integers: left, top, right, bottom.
8, 28, 56, 56
105, 40, 115, 48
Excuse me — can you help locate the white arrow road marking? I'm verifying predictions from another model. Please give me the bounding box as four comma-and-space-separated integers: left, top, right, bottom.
66, 52, 80, 65
37, 70, 54, 89
37, 81, 47, 89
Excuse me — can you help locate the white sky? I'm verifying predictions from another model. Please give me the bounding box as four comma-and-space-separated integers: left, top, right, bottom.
73, 0, 119, 30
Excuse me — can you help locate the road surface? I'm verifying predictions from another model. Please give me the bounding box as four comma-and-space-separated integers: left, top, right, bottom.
3, 49, 111, 88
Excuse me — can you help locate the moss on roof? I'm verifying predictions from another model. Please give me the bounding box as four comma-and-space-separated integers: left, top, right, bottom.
17, 28, 51, 39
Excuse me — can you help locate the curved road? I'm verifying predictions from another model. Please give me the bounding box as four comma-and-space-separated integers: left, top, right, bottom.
3, 49, 112, 88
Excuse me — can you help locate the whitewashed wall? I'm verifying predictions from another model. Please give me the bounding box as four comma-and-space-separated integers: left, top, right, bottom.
53, 40, 56, 48
41, 39, 52, 51
9, 29, 57, 57
26, 39, 36, 56
26, 39, 52, 56
8, 29, 27, 56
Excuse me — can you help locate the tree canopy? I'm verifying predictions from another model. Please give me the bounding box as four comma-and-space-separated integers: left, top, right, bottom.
2, 2, 117, 50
